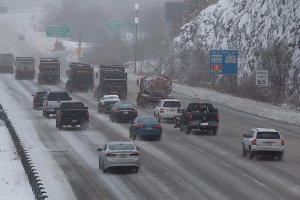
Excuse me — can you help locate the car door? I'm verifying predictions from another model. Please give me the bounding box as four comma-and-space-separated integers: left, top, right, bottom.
154, 101, 163, 116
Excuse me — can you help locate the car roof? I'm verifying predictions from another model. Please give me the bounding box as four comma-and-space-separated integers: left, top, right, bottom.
107, 141, 135, 145
103, 95, 119, 98
253, 128, 279, 132
161, 99, 180, 102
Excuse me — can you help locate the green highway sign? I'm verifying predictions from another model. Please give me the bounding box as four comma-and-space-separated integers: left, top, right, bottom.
107, 20, 122, 31
46, 25, 70, 37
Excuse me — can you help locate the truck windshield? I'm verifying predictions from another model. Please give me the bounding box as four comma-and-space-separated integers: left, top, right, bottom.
60, 102, 84, 109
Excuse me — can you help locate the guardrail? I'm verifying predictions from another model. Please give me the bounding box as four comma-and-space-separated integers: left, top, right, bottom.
0, 104, 48, 200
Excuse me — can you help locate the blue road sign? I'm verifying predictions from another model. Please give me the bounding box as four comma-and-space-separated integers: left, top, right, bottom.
209, 49, 238, 75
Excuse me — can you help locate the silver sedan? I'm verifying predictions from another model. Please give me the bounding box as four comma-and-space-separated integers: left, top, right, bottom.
97, 141, 141, 173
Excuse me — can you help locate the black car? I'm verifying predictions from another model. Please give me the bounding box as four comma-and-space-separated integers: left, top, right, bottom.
97, 95, 120, 113
110, 101, 138, 123
32, 89, 49, 109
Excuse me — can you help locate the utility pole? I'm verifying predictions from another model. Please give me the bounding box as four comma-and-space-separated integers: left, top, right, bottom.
134, 3, 139, 74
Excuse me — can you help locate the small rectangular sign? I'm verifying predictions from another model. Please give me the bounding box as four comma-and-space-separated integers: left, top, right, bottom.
256, 70, 269, 86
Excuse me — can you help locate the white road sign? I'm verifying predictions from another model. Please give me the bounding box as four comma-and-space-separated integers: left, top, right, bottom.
256, 70, 269, 86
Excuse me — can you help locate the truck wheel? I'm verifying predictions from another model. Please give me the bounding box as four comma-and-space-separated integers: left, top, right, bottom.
58, 123, 63, 131
186, 126, 191, 134
213, 128, 218, 135
278, 153, 283, 161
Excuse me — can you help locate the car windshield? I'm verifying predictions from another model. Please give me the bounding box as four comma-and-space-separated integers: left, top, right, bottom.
163, 101, 181, 107
109, 143, 135, 151
257, 132, 281, 139
60, 102, 84, 109
138, 118, 158, 124
104, 96, 119, 100
47, 92, 71, 101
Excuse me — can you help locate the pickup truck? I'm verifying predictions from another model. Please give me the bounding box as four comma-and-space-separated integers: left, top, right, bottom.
43, 91, 72, 118
55, 102, 89, 130
174, 103, 219, 135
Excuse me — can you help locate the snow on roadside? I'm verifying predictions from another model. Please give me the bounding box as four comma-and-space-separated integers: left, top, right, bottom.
0, 121, 34, 200
127, 69, 300, 126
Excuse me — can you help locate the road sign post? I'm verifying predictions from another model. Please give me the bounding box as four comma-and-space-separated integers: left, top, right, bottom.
46, 25, 70, 38
209, 49, 238, 75
256, 70, 269, 86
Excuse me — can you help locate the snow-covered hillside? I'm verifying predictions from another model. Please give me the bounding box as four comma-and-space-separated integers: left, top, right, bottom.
173, 0, 300, 82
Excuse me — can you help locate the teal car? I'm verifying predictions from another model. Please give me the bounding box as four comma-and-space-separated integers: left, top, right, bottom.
129, 117, 162, 141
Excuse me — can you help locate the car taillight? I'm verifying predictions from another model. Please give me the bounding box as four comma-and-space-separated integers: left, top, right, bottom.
136, 124, 144, 128
45, 101, 48, 108
187, 114, 193, 121
105, 153, 116, 157
160, 108, 164, 113
85, 111, 89, 119
154, 124, 161, 129
133, 108, 138, 113
281, 139, 285, 145
252, 139, 257, 145
130, 152, 139, 156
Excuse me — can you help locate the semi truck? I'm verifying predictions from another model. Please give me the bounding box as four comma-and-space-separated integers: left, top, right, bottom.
15, 57, 35, 80
94, 65, 127, 100
136, 75, 172, 108
38, 57, 60, 84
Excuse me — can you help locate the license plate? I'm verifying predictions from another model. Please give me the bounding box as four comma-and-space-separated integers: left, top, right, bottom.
123, 111, 128, 114
146, 127, 153, 130
266, 142, 272, 146
200, 123, 209, 126
72, 120, 77, 123
119, 154, 126, 158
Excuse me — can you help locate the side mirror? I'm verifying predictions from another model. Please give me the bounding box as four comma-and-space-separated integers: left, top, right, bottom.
214, 108, 218, 112
84, 107, 88, 109
136, 147, 140, 150
69, 97, 72, 100
243, 134, 248, 138
97, 148, 103, 151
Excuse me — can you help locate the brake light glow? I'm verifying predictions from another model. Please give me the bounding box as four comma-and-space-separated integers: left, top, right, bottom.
130, 152, 139, 156
187, 114, 193, 121
252, 139, 257, 145
105, 153, 116, 157
281, 139, 285, 145
154, 124, 161, 129
136, 124, 144, 128
160, 108, 164, 113
45, 101, 48, 108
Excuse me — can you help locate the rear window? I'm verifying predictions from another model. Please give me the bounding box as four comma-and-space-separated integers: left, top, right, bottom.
187, 103, 214, 112
163, 101, 181, 107
109, 143, 135, 151
36, 92, 47, 97
257, 132, 281, 139
60, 102, 84, 109
47, 92, 71, 101
118, 103, 136, 109
138, 118, 158, 124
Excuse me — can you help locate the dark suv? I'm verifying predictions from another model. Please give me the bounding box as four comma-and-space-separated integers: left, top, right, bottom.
32, 89, 49, 109
43, 91, 72, 118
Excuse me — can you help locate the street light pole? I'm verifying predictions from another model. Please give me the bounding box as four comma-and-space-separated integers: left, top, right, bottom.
134, 3, 139, 74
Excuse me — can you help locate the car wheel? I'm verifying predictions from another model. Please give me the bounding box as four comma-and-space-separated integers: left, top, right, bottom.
213, 128, 218, 135
133, 133, 136, 140
157, 135, 161, 141
134, 167, 139, 173
98, 160, 102, 169
249, 150, 254, 160
278, 153, 283, 161
99, 107, 103, 114
102, 161, 106, 173
242, 144, 247, 157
